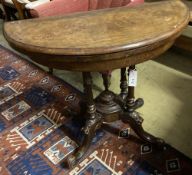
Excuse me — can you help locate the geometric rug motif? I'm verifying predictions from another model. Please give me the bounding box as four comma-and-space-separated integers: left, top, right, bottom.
0, 66, 20, 81
24, 86, 55, 108
0, 46, 192, 175
1, 100, 30, 121
44, 136, 78, 165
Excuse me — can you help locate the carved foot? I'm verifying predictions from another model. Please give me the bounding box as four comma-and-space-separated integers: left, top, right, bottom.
67, 113, 102, 168
121, 111, 164, 146
125, 98, 144, 112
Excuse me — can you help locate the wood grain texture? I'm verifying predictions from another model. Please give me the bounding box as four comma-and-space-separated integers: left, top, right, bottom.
3, 0, 190, 71
173, 1, 192, 52
182, 0, 192, 21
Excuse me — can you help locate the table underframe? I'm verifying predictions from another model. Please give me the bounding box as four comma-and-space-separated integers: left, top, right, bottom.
66, 65, 165, 168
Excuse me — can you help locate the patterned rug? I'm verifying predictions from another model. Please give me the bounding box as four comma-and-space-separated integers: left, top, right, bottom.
0, 45, 192, 175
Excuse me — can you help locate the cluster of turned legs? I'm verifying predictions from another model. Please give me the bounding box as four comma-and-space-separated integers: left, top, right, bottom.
64, 65, 164, 168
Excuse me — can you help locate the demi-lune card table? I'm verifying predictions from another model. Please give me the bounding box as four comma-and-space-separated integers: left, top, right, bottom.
3, 0, 190, 168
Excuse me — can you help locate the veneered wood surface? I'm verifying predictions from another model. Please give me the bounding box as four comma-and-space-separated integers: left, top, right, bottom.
3, 1, 190, 71
183, 0, 192, 21
174, 1, 192, 53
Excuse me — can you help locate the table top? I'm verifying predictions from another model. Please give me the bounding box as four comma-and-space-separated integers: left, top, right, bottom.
183, 0, 192, 21
3, 1, 190, 71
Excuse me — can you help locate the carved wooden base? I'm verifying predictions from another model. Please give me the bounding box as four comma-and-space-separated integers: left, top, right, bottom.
121, 111, 164, 146
66, 66, 165, 168
95, 90, 121, 122
67, 112, 102, 168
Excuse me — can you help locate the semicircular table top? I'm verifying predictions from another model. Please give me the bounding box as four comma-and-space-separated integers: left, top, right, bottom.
183, 0, 192, 21
174, 0, 192, 53
4, 1, 190, 56
3, 1, 190, 71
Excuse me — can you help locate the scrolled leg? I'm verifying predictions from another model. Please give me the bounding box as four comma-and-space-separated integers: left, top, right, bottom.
121, 65, 164, 146
67, 72, 102, 168
121, 111, 164, 145
67, 112, 102, 168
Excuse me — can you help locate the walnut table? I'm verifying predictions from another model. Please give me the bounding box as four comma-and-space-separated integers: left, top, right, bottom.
3, 0, 190, 168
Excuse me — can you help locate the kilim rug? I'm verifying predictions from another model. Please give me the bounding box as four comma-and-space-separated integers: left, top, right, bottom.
0, 45, 192, 175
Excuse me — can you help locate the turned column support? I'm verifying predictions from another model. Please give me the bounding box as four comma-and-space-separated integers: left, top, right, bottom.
82, 72, 98, 121
122, 65, 144, 112
67, 72, 102, 168
120, 67, 128, 100
126, 65, 135, 106
101, 71, 111, 91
